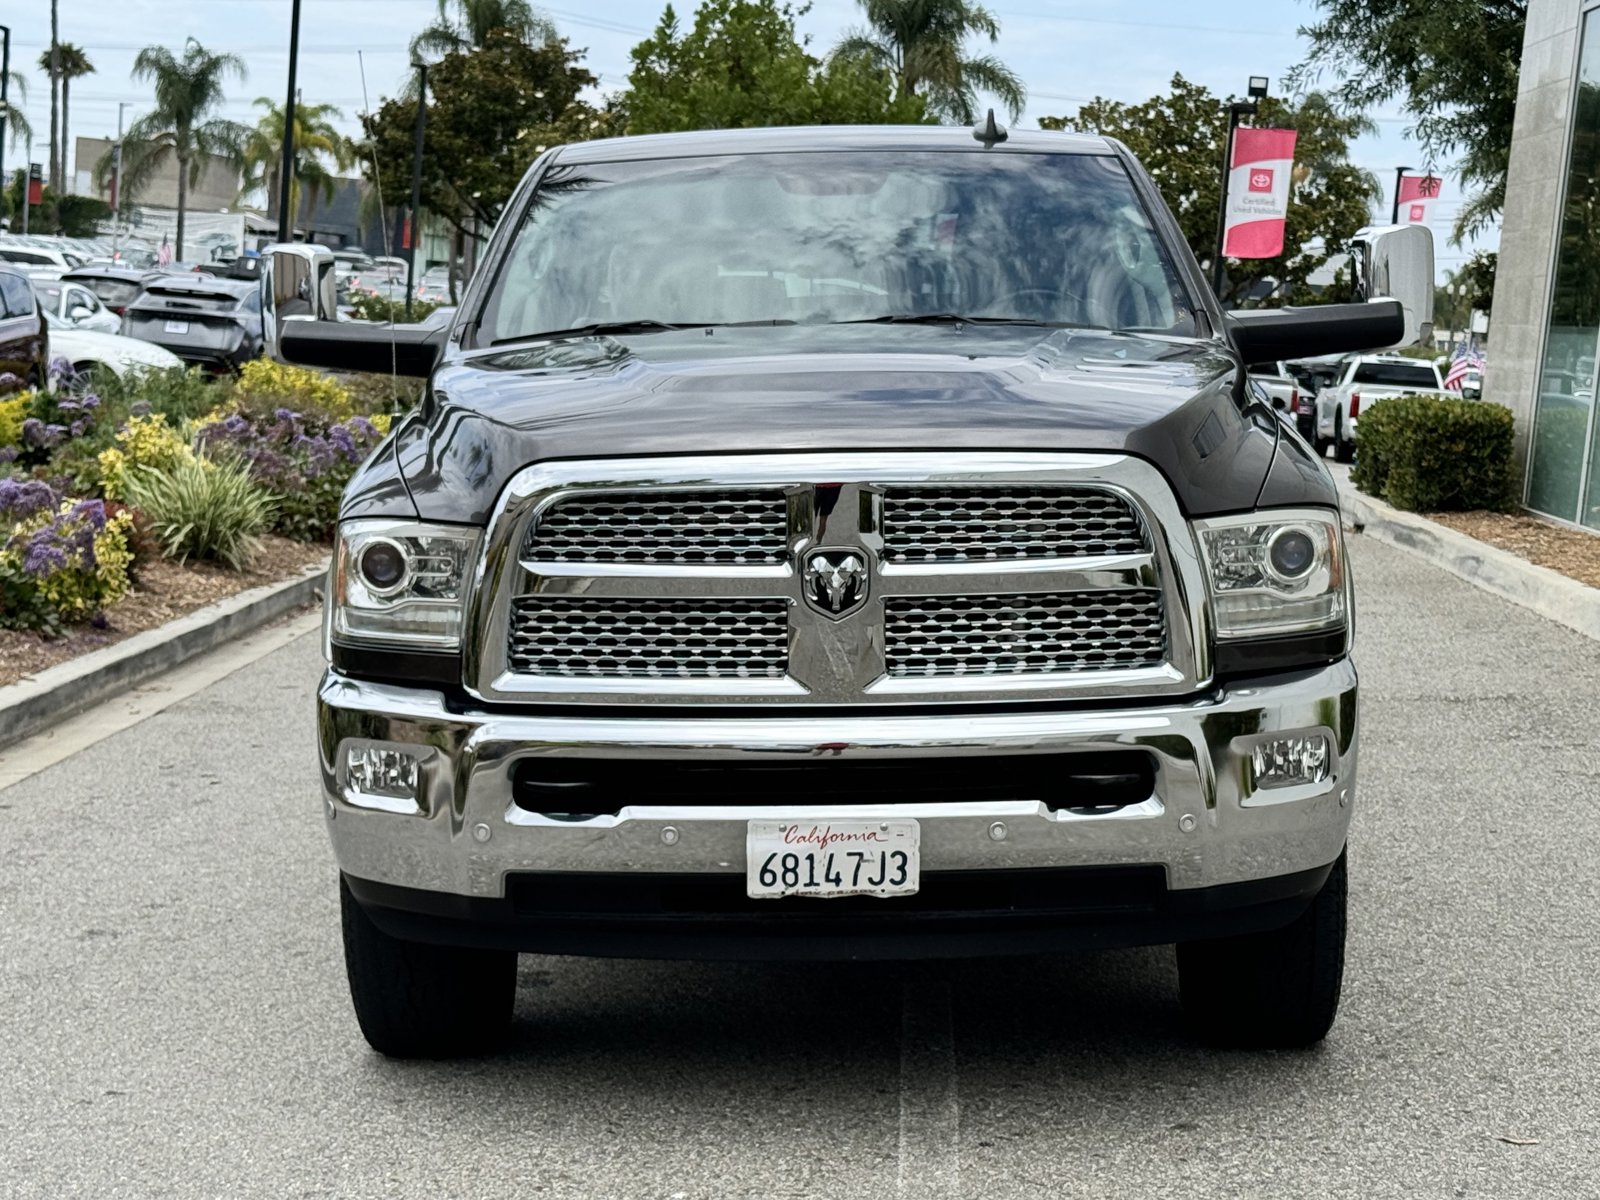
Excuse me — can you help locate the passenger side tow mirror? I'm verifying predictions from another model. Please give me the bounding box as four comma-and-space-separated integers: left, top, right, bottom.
68, 305, 93, 323
1350, 223, 1435, 348
260, 243, 340, 363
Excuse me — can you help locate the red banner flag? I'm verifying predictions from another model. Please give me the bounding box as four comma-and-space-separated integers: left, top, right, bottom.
1222, 128, 1297, 259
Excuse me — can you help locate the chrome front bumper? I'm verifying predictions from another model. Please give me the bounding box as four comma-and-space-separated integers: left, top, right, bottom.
317, 660, 1357, 900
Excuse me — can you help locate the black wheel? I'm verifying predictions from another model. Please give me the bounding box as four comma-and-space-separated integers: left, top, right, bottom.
340, 875, 517, 1058
1177, 850, 1347, 1049
1333, 416, 1356, 464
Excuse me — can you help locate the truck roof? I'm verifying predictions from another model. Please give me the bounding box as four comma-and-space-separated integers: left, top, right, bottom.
552, 124, 1117, 165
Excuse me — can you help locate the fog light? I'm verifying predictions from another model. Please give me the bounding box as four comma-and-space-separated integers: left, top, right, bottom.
1250, 734, 1330, 789
346, 745, 420, 800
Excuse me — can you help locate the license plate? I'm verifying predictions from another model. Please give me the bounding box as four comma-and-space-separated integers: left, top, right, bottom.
746, 819, 920, 899
164, 320, 189, 334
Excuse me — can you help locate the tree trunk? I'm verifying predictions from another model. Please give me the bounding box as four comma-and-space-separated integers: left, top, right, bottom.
175, 154, 187, 260
48, 0, 60, 190
60, 76, 70, 191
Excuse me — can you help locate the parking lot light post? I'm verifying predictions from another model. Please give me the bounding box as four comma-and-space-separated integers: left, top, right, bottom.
1211, 76, 1269, 301
277, 0, 303, 243
405, 60, 428, 322
0, 24, 9, 230
1390, 166, 1412, 225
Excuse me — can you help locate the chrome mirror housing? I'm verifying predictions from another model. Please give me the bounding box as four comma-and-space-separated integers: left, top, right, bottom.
1350, 223, 1435, 348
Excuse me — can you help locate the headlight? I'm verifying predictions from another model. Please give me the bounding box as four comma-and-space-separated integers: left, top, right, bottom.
331, 519, 481, 649
1194, 509, 1347, 639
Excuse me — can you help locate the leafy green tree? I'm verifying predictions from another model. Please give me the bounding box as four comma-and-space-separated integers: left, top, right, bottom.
362, 31, 612, 241
240, 98, 355, 225
1458, 250, 1498, 318
1042, 74, 1379, 306
38, 43, 94, 190
410, 0, 557, 61
831, 0, 1023, 123
1289, 0, 1524, 242
625, 0, 927, 134
97, 39, 249, 258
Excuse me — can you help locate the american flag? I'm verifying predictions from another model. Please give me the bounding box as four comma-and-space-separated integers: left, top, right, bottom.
157, 233, 172, 266
1444, 345, 1484, 391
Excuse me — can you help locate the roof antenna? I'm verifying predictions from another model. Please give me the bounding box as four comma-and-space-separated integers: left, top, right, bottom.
973, 108, 1008, 146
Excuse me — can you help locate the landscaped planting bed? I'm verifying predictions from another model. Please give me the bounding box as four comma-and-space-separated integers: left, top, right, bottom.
1, 359, 418, 685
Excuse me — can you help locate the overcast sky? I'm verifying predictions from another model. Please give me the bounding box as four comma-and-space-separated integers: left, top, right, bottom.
5, 0, 1497, 265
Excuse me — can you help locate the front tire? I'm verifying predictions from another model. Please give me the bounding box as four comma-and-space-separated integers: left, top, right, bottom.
340, 875, 517, 1058
1177, 850, 1347, 1049
1333, 416, 1356, 464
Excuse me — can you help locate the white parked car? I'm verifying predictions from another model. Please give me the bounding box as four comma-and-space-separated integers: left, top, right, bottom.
31, 277, 122, 334
43, 312, 184, 378
1312, 354, 1448, 462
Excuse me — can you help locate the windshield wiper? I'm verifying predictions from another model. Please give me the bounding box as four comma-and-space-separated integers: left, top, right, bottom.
489, 318, 799, 347
489, 320, 688, 345
836, 314, 1096, 329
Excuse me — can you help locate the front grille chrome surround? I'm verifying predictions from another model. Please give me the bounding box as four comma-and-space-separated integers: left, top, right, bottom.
466, 453, 1212, 706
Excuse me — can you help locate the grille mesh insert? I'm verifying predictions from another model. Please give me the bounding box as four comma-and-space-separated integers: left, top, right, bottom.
885, 591, 1166, 677
525, 491, 787, 565
882, 487, 1146, 561
508, 597, 789, 679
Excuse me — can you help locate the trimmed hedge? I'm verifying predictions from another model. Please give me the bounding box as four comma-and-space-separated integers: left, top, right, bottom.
1350, 395, 1518, 512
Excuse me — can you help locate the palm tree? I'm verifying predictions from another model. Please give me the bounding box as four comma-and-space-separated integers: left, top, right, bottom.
114, 39, 248, 258
409, 0, 557, 61
1, 69, 32, 156
831, 0, 1025, 125
47, 0, 60, 188
239, 97, 355, 225
39, 43, 94, 188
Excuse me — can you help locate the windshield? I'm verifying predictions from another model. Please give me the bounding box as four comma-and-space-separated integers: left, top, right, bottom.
480, 151, 1196, 344
1352, 362, 1439, 388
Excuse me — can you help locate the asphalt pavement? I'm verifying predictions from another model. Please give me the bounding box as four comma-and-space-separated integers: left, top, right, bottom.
3, 534, 1599, 1199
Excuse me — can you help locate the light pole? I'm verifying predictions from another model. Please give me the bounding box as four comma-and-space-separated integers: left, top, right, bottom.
405, 59, 428, 321
20, 136, 30, 235
111, 101, 130, 259
0, 24, 10, 232
1211, 75, 1269, 301
1390, 166, 1412, 225
1447, 281, 1460, 353
277, 0, 303, 243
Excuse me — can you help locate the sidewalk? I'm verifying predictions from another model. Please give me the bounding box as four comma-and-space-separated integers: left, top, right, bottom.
1329, 465, 1600, 644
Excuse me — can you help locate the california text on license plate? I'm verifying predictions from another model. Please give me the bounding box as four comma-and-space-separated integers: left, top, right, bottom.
164, 319, 189, 334
746, 819, 920, 899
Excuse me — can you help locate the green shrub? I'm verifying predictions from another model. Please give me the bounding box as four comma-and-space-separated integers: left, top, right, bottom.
123, 458, 276, 570
1352, 395, 1518, 512
88, 364, 225, 425
338, 370, 424, 416
346, 291, 440, 324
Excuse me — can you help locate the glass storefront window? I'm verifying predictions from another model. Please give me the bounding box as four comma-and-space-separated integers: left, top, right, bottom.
1529, 10, 1600, 524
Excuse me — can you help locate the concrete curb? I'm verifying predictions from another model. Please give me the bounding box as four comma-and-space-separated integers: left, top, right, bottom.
1336, 480, 1600, 643
0, 558, 329, 748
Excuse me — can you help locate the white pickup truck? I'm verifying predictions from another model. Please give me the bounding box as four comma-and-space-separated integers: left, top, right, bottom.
1312, 354, 1448, 461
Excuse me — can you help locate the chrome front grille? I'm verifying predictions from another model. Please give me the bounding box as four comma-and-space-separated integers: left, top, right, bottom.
525, 490, 787, 565
476, 454, 1202, 705
882, 486, 1146, 561
884, 591, 1166, 678
508, 597, 789, 679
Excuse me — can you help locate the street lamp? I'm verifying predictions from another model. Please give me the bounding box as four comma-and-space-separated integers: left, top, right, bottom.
0, 23, 10, 232
405, 58, 429, 321
1211, 75, 1270, 298
111, 101, 131, 259
277, 0, 304, 243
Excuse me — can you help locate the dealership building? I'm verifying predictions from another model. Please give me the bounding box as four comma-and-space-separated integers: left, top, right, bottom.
1491, 0, 1600, 528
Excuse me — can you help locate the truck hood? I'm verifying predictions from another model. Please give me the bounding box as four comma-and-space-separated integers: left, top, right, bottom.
355, 324, 1292, 524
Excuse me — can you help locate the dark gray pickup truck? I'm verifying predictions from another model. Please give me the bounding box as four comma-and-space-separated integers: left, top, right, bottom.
275, 123, 1433, 1058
